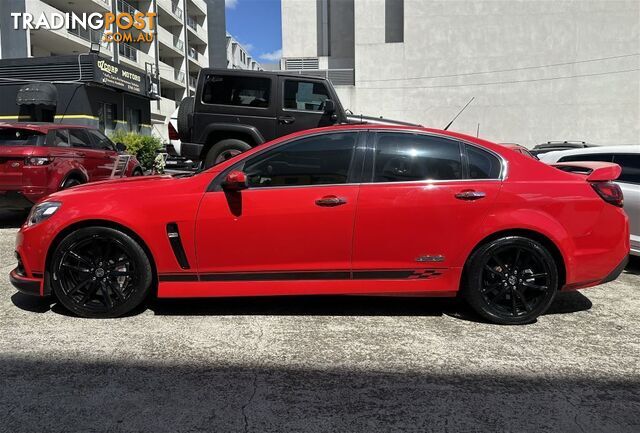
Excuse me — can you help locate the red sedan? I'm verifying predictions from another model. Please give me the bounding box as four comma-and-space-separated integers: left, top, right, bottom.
10, 125, 629, 324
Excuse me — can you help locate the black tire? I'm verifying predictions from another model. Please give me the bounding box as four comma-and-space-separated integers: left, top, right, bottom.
204, 139, 252, 168
50, 226, 153, 318
61, 177, 83, 189
463, 236, 558, 325
177, 96, 194, 142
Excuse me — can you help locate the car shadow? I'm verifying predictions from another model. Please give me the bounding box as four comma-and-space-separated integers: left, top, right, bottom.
624, 255, 640, 275
11, 289, 592, 323
0, 210, 27, 229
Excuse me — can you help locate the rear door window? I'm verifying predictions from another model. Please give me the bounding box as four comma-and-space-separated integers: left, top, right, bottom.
372, 133, 463, 182
87, 129, 115, 151
52, 129, 70, 147
466, 145, 502, 179
0, 128, 45, 146
68, 129, 92, 149
613, 154, 640, 185
201, 75, 271, 108
283, 80, 330, 112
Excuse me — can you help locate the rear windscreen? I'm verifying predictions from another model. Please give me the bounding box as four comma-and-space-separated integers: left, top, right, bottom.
0, 128, 45, 146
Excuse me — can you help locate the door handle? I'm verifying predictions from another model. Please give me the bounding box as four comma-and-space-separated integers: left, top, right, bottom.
455, 190, 486, 201
278, 115, 295, 125
315, 195, 347, 207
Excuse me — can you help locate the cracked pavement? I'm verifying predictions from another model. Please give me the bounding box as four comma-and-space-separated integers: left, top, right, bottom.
0, 211, 638, 432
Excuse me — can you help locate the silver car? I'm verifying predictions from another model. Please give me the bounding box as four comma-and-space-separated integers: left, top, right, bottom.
540, 146, 639, 256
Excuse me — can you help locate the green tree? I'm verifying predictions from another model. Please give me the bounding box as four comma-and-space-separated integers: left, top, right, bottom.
109, 131, 163, 171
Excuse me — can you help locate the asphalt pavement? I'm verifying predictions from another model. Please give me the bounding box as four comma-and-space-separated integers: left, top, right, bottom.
0, 210, 638, 433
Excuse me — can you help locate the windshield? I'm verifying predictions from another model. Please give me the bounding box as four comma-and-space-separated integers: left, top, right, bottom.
0, 128, 46, 146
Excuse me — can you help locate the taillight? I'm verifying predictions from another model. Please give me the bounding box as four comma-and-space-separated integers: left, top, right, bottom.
24, 156, 54, 166
591, 181, 623, 207
168, 122, 179, 140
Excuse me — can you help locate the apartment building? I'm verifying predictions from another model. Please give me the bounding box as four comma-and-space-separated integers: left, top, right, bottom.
226, 33, 263, 71
0, 0, 226, 141
281, 0, 640, 146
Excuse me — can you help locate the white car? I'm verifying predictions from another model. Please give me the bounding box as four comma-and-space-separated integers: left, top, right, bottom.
540, 146, 639, 256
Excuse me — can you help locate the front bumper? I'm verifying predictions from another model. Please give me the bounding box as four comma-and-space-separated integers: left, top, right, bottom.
9, 268, 43, 296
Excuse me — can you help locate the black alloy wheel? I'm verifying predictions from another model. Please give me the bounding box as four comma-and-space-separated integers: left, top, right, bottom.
464, 236, 558, 325
51, 227, 152, 318
61, 178, 82, 189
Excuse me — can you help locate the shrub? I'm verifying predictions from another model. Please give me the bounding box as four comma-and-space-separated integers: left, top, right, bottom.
109, 130, 163, 171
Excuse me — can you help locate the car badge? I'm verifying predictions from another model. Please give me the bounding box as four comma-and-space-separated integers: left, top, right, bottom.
416, 255, 445, 262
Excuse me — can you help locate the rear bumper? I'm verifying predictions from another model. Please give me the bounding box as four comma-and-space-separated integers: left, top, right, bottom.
600, 255, 629, 285
9, 268, 43, 296
180, 142, 204, 161
0, 190, 35, 209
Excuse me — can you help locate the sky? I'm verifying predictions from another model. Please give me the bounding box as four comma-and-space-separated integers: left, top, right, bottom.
225, 0, 283, 64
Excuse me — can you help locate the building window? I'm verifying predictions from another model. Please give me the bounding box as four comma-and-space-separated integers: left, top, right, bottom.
98, 103, 117, 132
127, 108, 141, 133
385, 0, 404, 43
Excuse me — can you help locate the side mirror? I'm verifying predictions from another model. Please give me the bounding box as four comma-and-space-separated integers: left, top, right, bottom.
222, 170, 248, 191
115, 142, 127, 152
323, 99, 336, 113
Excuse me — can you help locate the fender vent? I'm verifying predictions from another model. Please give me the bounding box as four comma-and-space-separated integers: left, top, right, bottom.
166, 223, 190, 269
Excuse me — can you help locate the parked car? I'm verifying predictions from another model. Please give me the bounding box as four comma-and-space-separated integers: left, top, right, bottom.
175, 69, 419, 168
539, 145, 639, 256
499, 143, 538, 159
0, 123, 142, 210
530, 141, 595, 156
11, 125, 629, 323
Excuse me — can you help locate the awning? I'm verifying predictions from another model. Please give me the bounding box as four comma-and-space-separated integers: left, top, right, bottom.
16, 83, 58, 106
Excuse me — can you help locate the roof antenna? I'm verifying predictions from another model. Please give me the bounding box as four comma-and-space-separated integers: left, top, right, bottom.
444, 97, 475, 131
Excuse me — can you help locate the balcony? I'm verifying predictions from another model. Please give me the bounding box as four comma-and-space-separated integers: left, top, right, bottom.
186, 16, 207, 46
151, 96, 179, 118
118, 43, 155, 73
187, 0, 207, 16
158, 59, 186, 89
157, 0, 184, 27
188, 75, 197, 89
158, 26, 185, 57
116, 0, 136, 15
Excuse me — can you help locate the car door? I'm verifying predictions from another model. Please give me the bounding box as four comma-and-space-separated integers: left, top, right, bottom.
276, 77, 338, 137
352, 131, 503, 283
86, 129, 118, 178
67, 128, 107, 181
612, 153, 640, 253
195, 131, 363, 279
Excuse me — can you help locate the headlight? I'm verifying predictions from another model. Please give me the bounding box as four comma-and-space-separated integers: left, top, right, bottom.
26, 201, 61, 227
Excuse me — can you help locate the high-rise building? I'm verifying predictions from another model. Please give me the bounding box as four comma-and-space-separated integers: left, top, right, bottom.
0, 0, 227, 141
281, 0, 640, 146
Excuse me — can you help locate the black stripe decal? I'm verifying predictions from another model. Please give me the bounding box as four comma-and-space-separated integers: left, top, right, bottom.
159, 269, 444, 282
159, 274, 199, 282
200, 271, 351, 281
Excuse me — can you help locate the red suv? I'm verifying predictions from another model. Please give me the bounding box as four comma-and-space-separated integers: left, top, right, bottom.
0, 123, 142, 209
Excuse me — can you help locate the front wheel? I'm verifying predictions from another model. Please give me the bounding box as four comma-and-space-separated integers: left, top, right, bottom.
50, 227, 153, 318
463, 236, 558, 325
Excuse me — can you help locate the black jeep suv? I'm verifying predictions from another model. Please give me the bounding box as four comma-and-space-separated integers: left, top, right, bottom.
176, 69, 349, 167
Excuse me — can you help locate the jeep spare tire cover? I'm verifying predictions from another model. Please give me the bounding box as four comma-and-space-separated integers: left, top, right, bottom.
177, 96, 194, 142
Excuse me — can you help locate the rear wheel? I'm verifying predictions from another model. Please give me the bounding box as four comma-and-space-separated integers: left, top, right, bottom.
204, 139, 252, 168
61, 177, 83, 189
50, 227, 152, 318
464, 236, 558, 325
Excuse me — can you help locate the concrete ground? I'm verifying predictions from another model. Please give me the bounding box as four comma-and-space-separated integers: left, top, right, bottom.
0, 210, 638, 433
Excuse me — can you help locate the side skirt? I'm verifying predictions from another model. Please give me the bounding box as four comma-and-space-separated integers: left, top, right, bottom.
157, 268, 462, 298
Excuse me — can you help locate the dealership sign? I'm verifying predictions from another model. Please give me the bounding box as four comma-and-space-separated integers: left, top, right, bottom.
94, 58, 146, 96
11, 11, 156, 43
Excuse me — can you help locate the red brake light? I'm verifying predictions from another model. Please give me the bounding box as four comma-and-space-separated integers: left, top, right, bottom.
168, 122, 179, 140
591, 181, 623, 207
